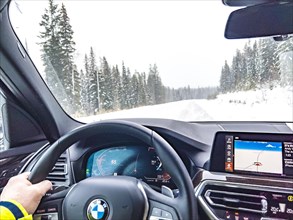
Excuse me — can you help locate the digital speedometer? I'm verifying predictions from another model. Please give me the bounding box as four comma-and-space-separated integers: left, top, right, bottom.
86, 146, 175, 188
86, 146, 140, 177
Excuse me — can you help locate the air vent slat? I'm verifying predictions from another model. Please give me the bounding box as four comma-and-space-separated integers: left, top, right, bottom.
56, 158, 66, 163
47, 176, 67, 181
46, 154, 68, 184
205, 189, 267, 214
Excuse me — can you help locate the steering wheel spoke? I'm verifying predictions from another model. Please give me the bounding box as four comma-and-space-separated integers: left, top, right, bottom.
33, 186, 70, 219
148, 200, 179, 220
142, 182, 181, 220
34, 198, 64, 219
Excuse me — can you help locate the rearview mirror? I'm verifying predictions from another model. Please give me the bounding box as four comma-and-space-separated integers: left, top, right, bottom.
225, 2, 293, 39
222, 0, 278, 7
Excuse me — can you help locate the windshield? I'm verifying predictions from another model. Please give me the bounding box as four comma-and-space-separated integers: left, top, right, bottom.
9, 0, 293, 122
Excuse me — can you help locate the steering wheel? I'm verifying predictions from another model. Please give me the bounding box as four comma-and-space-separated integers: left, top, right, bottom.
28, 120, 197, 220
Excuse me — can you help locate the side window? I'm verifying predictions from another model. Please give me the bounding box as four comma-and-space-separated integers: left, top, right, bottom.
0, 92, 5, 152
0, 114, 3, 151
0, 88, 46, 151
0, 91, 6, 152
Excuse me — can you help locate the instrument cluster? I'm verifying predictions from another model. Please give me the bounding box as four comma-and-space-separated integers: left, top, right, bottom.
86, 145, 175, 188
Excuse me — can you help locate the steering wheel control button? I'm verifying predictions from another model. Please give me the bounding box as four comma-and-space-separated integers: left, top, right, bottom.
150, 208, 173, 220
151, 207, 162, 217
162, 210, 173, 219
87, 199, 109, 220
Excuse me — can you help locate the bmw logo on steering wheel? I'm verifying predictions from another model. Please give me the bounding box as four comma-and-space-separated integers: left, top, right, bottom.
87, 199, 110, 220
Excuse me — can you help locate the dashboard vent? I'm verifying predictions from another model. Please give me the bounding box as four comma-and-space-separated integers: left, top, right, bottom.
47, 154, 68, 184
205, 189, 268, 214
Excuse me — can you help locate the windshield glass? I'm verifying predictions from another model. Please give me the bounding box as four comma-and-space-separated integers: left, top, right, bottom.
9, 0, 293, 122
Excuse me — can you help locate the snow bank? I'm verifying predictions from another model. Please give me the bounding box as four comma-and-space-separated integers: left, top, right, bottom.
197, 86, 293, 121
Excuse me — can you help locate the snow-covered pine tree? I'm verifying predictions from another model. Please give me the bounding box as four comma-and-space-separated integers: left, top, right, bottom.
231, 49, 242, 91
39, 0, 78, 113
247, 41, 258, 90
242, 42, 252, 90
130, 73, 140, 108
59, 3, 76, 105
258, 38, 280, 88
112, 65, 121, 110
119, 62, 126, 109
126, 68, 133, 108
99, 57, 114, 111
254, 41, 262, 89
39, 0, 65, 100
164, 87, 173, 103
72, 65, 81, 112
80, 69, 89, 115
147, 65, 156, 105
137, 72, 148, 106
88, 47, 98, 113
120, 63, 132, 109
276, 38, 293, 86
82, 54, 92, 115
153, 65, 165, 104
220, 60, 231, 93
174, 89, 181, 101
117, 65, 125, 110
238, 50, 248, 90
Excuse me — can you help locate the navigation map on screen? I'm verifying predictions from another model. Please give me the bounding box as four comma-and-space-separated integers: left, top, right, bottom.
234, 140, 283, 174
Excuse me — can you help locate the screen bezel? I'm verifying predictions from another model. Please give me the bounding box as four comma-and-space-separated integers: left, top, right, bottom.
209, 131, 293, 178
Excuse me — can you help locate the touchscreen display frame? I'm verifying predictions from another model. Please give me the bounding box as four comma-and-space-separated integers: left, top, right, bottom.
209, 131, 293, 178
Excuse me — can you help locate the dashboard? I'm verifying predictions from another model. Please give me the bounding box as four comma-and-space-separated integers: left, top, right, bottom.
85, 146, 175, 188
1, 120, 293, 220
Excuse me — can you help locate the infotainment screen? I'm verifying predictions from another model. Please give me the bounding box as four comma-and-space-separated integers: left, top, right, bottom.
210, 132, 293, 178
234, 140, 283, 174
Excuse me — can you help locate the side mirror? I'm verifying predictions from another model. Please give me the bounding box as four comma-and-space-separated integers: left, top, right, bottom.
225, 1, 293, 39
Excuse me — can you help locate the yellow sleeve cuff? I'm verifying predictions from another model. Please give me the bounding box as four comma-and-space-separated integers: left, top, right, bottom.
0, 200, 32, 220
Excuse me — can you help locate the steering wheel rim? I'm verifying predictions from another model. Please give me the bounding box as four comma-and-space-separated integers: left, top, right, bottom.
28, 120, 197, 220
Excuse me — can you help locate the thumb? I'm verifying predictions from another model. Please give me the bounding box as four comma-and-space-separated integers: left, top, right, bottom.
32, 180, 53, 196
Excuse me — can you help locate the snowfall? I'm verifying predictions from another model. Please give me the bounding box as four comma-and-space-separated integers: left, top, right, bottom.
81, 87, 293, 128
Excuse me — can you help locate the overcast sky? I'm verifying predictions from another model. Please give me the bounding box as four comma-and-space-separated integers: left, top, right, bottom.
10, 0, 247, 88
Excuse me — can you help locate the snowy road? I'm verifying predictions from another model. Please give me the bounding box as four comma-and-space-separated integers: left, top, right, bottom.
81, 87, 293, 123
81, 100, 213, 122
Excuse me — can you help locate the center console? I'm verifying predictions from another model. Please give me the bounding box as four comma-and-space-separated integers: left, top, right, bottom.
210, 132, 293, 178
195, 132, 293, 220
196, 180, 293, 220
